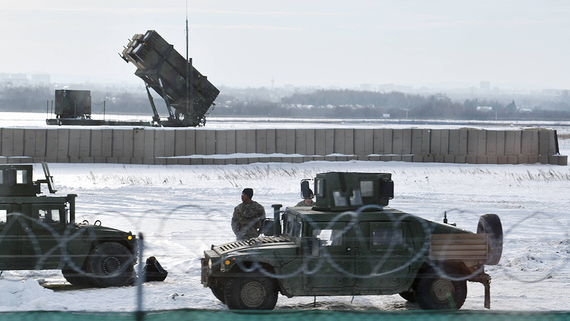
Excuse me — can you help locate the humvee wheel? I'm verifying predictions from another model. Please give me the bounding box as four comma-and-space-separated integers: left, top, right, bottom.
415, 272, 467, 310
62, 268, 93, 287
399, 290, 416, 303
224, 276, 278, 310
477, 214, 503, 265
86, 242, 134, 288
210, 279, 226, 303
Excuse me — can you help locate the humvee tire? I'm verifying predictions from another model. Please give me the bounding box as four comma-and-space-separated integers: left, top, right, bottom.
224, 276, 278, 310
210, 279, 226, 303
414, 271, 467, 310
399, 290, 416, 303
62, 268, 93, 287
86, 242, 134, 287
477, 214, 503, 265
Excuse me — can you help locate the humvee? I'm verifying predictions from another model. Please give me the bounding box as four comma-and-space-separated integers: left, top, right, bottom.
0, 163, 136, 287
201, 172, 503, 310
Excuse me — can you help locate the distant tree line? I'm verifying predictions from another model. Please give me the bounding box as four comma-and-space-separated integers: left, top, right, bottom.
212, 89, 570, 120
2, 85, 570, 121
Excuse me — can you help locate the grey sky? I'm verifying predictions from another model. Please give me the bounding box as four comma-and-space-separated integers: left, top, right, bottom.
2, 0, 569, 89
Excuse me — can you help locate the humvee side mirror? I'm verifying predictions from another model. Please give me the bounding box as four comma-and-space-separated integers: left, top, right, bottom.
310, 237, 320, 257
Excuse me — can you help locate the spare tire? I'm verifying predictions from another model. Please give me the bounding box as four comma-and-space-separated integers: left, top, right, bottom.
477, 214, 503, 265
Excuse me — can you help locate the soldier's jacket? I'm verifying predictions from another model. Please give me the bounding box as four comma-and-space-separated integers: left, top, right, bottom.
231, 201, 266, 240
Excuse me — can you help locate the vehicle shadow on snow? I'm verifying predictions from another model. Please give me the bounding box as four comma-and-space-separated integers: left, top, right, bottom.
275, 299, 420, 311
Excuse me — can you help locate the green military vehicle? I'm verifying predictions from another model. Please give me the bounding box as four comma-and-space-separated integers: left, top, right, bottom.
201, 172, 503, 310
0, 163, 136, 287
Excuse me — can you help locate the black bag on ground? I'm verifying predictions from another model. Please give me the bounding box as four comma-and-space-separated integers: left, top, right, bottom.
143, 256, 168, 282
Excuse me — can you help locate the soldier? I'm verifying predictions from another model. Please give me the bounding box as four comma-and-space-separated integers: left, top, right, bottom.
231, 188, 266, 240
295, 189, 315, 207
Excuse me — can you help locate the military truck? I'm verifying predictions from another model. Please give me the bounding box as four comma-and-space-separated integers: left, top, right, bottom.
0, 163, 136, 287
201, 172, 503, 310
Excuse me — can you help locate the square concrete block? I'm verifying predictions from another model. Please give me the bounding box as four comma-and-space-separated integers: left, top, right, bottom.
106, 157, 120, 164
191, 158, 204, 165
130, 158, 143, 164
434, 155, 444, 163
214, 159, 226, 165
258, 157, 271, 163
270, 157, 283, 163
325, 156, 337, 161
247, 157, 259, 164
559, 155, 568, 166
0, 157, 6, 164
155, 158, 168, 165
548, 155, 561, 165
224, 158, 237, 165
487, 156, 498, 164
142, 158, 155, 165
202, 158, 214, 165
476, 156, 488, 164
94, 157, 106, 163
402, 155, 413, 162
497, 156, 508, 164
7, 157, 21, 164
69, 157, 81, 163
444, 155, 455, 163
517, 155, 528, 164
390, 155, 402, 162
303, 156, 315, 162
465, 155, 477, 164
55, 157, 69, 163
281, 157, 293, 163
119, 157, 131, 164
81, 157, 95, 163
292, 157, 303, 163
313, 156, 325, 161
367, 155, 380, 161
380, 155, 392, 162
527, 156, 539, 164
507, 156, 519, 164
455, 155, 466, 164
538, 156, 549, 164
411, 155, 423, 162
236, 158, 248, 165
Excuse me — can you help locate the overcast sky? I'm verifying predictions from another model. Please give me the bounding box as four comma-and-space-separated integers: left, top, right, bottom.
2, 0, 569, 90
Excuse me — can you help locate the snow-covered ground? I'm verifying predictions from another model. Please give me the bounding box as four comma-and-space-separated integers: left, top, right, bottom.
0, 112, 569, 312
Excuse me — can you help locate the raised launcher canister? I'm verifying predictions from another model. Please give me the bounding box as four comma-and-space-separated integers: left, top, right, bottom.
121, 30, 219, 127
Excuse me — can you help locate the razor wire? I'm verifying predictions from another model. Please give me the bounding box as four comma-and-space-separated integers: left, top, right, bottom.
0, 204, 569, 314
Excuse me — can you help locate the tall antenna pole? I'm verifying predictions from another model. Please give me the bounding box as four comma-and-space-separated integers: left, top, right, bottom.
185, 0, 190, 114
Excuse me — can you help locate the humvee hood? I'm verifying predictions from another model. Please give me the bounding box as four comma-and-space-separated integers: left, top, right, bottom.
212, 236, 294, 255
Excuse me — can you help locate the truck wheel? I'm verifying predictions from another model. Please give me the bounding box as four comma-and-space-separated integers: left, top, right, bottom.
62, 268, 93, 287
477, 214, 503, 265
210, 279, 226, 303
399, 290, 416, 303
86, 242, 134, 288
414, 272, 467, 310
224, 276, 278, 310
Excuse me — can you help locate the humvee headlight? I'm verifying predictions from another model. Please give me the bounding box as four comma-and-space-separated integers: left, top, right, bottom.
127, 235, 133, 241
225, 260, 231, 266
208, 259, 212, 269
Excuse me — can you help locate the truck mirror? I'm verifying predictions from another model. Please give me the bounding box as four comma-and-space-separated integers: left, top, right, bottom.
310, 237, 320, 257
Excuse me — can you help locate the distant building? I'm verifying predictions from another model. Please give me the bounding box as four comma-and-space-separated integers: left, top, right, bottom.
476, 106, 493, 112
32, 74, 51, 85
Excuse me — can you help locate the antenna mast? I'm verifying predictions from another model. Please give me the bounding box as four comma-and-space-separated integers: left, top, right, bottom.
185, 0, 192, 115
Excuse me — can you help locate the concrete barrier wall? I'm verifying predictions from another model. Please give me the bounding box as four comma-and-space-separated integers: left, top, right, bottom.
0, 127, 567, 165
